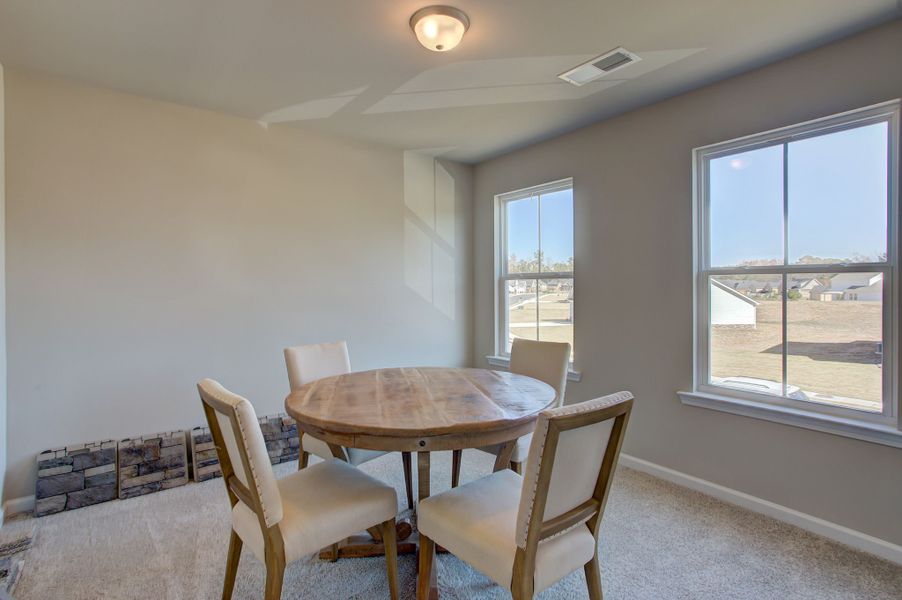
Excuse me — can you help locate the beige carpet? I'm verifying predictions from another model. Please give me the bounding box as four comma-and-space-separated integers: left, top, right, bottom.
7, 450, 901, 599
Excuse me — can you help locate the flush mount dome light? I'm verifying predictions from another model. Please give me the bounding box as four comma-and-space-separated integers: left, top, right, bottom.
410, 5, 469, 52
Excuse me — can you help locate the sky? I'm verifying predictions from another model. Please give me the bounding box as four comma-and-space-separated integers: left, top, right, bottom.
709, 121, 888, 267
507, 188, 574, 269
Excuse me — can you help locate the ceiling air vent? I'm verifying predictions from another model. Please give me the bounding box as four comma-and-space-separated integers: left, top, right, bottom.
558, 47, 641, 86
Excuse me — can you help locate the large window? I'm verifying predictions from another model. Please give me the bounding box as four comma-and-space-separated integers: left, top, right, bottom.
685, 101, 901, 445
496, 179, 574, 361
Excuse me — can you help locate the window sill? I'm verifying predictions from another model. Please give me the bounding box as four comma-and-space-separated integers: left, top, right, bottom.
678, 390, 902, 449
486, 355, 582, 382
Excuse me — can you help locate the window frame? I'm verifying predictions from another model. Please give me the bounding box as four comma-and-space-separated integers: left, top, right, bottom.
683, 100, 902, 445
494, 178, 575, 364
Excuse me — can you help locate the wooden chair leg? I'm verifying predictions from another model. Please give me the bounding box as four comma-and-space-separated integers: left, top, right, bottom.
264, 552, 285, 600
323, 542, 339, 562
451, 450, 462, 488
584, 554, 603, 600
298, 450, 309, 470
509, 460, 522, 475
417, 533, 436, 600
402, 452, 414, 509
380, 518, 399, 600
221, 530, 242, 600
511, 576, 534, 600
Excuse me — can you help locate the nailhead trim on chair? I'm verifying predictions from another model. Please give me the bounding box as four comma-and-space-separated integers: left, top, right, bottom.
515, 391, 634, 548
231, 400, 280, 528
205, 382, 281, 528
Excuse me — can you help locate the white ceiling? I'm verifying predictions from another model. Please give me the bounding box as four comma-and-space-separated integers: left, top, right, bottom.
1, 1, 900, 163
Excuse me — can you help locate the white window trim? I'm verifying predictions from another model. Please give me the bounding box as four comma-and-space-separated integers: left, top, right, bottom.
494, 178, 576, 368
680, 100, 902, 448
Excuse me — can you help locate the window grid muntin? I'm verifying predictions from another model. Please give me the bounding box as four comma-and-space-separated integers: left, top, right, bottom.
497, 179, 574, 358
695, 101, 899, 425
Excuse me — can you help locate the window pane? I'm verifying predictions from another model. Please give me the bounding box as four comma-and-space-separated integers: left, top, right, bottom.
709, 274, 783, 396
709, 145, 784, 268
506, 279, 538, 352
787, 272, 883, 412
538, 278, 574, 358
788, 123, 888, 264
539, 189, 574, 272
506, 196, 539, 273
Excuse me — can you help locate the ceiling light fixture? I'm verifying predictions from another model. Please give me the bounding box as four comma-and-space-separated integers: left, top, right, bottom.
410, 5, 469, 52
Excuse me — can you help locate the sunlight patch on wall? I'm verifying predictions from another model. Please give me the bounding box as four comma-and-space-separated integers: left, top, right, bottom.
403, 150, 456, 319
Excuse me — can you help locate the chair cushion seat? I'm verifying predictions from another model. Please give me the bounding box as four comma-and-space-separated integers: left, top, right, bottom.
302, 435, 387, 465
232, 459, 397, 563
417, 469, 595, 593
477, 433, 532, 464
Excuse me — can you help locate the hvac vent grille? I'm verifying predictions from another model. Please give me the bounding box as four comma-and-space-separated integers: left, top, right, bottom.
559, 47, 641, 86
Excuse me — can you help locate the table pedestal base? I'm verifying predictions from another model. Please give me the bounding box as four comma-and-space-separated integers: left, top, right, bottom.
319, 518, 416, 559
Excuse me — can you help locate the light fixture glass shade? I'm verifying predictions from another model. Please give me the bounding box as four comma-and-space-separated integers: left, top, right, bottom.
410, 6, 469, 52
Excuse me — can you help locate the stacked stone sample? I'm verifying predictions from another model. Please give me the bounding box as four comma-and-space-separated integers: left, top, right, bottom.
118, 431, 188, 499
190, 426, 221, 482
258, 414, 301, 465
33, 416, 301, 517
35, 441, 117, 517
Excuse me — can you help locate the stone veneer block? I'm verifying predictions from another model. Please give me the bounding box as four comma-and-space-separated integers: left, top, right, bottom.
118, 431, 188, 499
258, 414, 300, 465
190, 426, 221, 482
35, 440, 117, 517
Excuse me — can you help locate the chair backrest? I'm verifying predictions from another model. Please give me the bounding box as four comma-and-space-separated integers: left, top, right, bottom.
197, 379, 283, 529
509, 339, 571, 408
284, 341, 352, 391
515, 391, 633, 554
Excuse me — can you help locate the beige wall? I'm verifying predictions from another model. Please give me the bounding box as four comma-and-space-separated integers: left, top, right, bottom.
474, 20, 902, 544
4, 69, 473, 501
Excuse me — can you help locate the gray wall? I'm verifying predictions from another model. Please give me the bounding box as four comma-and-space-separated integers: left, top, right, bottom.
0, 63, 7, 508
4, 69, 473, 501
473, 20, 902, 544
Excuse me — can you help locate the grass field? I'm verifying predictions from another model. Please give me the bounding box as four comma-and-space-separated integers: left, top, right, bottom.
508, 290, 574, 356
711, 299, 882, 411
507, 291, 882, 412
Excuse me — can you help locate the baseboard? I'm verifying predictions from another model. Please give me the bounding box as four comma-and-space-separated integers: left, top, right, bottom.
2, 495, 35, 522
619, 453, 902, 565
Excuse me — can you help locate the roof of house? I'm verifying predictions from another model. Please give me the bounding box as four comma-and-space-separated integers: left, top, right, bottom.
711, 278, 759, 306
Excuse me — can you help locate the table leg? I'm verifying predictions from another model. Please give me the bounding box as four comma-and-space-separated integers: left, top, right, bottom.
451, 450, 462, 488
493, 440, 516, 473
417, 451, 430, 502
417, 452, 439, 600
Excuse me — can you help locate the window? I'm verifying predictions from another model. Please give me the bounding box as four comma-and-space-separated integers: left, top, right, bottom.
496, 179, 574, 362
683, 101, 901, 446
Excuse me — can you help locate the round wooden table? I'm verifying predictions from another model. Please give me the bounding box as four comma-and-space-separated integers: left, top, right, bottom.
285, 366, 556, 599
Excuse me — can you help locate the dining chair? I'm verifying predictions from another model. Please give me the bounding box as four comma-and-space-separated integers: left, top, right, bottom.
284, 341, 415, 510
197, 379, 400, 600
452, 338, 571, 486
417, 391, 633, 600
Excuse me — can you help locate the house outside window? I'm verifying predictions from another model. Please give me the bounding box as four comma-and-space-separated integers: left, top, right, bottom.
494, 179, 575, 364
682, 101, 901, 447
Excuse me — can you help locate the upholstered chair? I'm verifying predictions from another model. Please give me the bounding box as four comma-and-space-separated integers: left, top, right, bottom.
451, 338, 571, 486
198, 379, 400, 600
417, 391, 633, 600
284, 341, 415, 509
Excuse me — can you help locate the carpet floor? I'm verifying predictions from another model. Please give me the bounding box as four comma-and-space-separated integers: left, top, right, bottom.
6, 450, 901, 599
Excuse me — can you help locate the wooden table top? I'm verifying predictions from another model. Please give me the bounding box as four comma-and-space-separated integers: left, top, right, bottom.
284, 367, 556, 452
